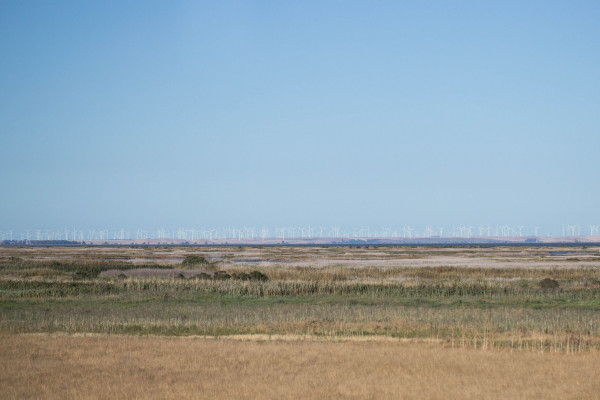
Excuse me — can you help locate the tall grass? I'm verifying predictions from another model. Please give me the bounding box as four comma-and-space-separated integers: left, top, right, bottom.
1, 277, 599, 299
256, 265, 600, 281
2, 294, 599, 351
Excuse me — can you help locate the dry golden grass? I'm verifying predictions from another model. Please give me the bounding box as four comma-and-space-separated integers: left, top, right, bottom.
1, 334, 599, 400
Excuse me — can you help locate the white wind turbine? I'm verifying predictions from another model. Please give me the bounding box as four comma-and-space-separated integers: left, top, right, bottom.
425, 226, 433, 237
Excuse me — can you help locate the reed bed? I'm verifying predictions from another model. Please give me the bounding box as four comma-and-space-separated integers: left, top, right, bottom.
1, 276, 600, 299
2, 295, 599, 351
243, 264, 600, 281
1, 245, 599, 352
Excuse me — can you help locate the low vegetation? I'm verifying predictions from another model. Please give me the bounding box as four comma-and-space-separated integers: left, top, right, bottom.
0, 245, 599, 352
181, 255, 219, 271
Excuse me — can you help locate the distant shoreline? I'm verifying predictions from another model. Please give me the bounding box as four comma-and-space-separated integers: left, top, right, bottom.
2, 236, 600, 247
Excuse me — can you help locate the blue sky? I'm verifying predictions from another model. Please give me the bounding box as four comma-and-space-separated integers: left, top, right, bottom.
1, 1, 599, 234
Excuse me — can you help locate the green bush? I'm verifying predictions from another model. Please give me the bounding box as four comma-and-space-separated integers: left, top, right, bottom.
249, 270, 268, 281
181, 255, 209, 266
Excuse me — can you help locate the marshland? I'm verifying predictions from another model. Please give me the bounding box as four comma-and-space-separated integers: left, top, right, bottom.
2, 244, 600, 399
1, 245, 599, 351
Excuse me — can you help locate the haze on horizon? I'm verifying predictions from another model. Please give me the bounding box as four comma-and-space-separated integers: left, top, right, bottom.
1, 1, 599, 235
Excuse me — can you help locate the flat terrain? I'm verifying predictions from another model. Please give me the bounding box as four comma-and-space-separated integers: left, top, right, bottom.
2, 334, 599, 400
1, 245, 599, 348
1, 245, 599, 398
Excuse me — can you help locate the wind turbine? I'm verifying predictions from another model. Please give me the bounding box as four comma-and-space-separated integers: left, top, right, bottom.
424, 226, 433, 237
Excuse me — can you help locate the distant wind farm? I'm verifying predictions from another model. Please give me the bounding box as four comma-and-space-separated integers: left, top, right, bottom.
2, 224, 599, 245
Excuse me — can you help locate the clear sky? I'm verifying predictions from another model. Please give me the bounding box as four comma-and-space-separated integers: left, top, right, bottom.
1, 1, 599, 235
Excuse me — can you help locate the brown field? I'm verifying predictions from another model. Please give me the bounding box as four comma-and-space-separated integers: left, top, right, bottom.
2, 333, 600, 400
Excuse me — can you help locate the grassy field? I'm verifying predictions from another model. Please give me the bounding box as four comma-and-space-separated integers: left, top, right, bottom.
2, 334, 599, 400
1, 245, 599, 398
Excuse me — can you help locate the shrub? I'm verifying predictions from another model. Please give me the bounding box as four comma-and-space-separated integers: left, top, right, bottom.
181, 255, 209, 266
539, 278, 559, 289
74, 268, 101, 279
213, 271, 231, 280
249, 270, 268, 281
232, 272, 251, 281
228, 271, 267, 281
